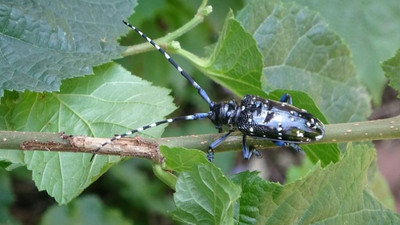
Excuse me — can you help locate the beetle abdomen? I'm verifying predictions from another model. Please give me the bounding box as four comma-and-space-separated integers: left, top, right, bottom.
237, 95, 324, 143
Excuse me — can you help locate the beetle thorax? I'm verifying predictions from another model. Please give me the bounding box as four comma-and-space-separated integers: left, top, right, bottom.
209, 100, 239, 128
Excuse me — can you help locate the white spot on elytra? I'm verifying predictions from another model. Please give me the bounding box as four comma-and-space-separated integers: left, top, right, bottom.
249, 127, 254, 132
296, 130, 304, 138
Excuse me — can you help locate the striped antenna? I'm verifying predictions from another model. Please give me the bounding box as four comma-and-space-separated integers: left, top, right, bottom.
122, 20, 214, 108
91, 113, 209, 161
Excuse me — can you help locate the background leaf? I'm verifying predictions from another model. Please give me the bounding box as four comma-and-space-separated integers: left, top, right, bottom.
0, 92, 24, 170
40, 195, 131, 225
0, 0, 136, 96
200, 11, 265, 97
171, 163, 241, 225
7, 63, 176, 204
382, 49, 400, 98
161, 145, 209, 172
236, 0, 371, 123
286, 0, 400, 104
231, 144, 400, 224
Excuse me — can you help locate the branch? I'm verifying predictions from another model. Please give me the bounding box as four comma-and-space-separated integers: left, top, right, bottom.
121, 1, 212, 57
0, 116, 399, 162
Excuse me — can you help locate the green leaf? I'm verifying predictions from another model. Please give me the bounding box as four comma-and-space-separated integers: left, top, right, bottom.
0, 150, 24, 171
40, 195, 132, 225
8, 62, 176, 204
237, 0, 371, 123
171, 163, 241, 225
161, 145, 209, 172
382, 48, 400, 98
288, 0, 400, 104
0, 92, 25, 170
231, 144, 400, 224
0, 0, 136, 96
285, 157, 314, 183
194, 10, 265, 97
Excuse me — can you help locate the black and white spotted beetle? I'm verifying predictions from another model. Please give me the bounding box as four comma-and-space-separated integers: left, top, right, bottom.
91, 20, 325, 162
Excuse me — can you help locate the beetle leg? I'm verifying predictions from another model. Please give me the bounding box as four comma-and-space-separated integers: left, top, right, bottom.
280, 93, 292, 105
242, 135, 251, 160
252, 149, 263, 158
273, 141, 303, 153
207, 129, 233, 162
216, 126, 223, 133
242, 135, 263, 160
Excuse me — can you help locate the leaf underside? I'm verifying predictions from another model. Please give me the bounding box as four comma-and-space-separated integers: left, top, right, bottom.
6, 63, 176, 204
236, 0, 371, 123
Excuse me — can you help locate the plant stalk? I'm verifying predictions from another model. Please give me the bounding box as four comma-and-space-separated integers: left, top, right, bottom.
121, 1, 212, 57
0, 116, 398, 162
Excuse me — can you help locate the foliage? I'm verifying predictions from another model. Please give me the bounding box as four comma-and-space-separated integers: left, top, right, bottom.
0, 0, 135, 96
382, 49, 400, 97
0, 0, 399, 224
286, 0, 400, 104
40, 195, 132, 225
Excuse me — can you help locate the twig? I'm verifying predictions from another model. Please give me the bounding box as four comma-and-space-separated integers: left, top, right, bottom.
0, 116, 398, 162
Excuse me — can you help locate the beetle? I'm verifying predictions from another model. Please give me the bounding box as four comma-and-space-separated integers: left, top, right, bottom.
90, 20, 325, 162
